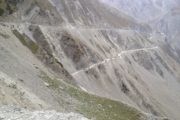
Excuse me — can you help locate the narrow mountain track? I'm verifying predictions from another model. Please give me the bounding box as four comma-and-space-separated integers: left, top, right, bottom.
72, 46, 159, 76
0, 22, 131, 30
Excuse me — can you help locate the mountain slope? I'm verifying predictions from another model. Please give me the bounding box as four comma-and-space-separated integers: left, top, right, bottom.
0, 23, 150, 120
0, 0, 179, 120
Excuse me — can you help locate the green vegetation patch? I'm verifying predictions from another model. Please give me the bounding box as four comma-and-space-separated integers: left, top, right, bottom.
0, 8, 4, 15
66, 85, 140, 120
0, 0, 18, 16
12, 30, 39, 54
40, 72, 141, 120
40, 72, 61, 89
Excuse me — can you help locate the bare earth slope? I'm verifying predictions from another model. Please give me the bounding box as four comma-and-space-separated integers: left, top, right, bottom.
0, 24, 148, 120
0, 0, 179, 120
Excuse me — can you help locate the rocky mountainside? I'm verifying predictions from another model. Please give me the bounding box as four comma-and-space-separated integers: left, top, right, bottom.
0, 0, 179, 120
101, 0, 180, 63
101, 0, 179, 21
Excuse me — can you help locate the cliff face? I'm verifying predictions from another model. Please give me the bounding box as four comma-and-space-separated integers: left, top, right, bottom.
0, 0, 179, 120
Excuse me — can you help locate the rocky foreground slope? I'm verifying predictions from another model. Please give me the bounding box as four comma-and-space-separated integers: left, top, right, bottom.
0, 106, 89, 120
0, 0, 180, 120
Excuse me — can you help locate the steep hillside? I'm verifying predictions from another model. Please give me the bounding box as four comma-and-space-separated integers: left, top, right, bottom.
25, 23, 179, 119
0, 0, 179, 120
150, 11, 180, 64
101, 0, 179, 21
101, 0, 180, 64
0, 23, 156, 120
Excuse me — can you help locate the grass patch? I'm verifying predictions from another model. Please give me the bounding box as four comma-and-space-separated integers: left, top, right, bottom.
40, 72, 61, 89
0, 0, 18, 16
0, 0, 5, 8
12, 30, 39, 54
0, 8, 4, 15
66, 85, 140, 120
40, 72, 141, 120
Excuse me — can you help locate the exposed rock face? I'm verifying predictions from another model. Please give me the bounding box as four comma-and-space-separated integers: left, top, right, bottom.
0, 0, 179, 120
